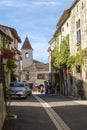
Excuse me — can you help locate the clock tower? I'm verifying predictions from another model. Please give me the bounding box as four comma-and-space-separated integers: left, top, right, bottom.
21, 37, 33, 68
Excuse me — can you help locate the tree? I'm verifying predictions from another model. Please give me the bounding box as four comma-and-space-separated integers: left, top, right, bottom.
7, 59, 17, 82
52, 35, 70, 95
52, 35, 70, 69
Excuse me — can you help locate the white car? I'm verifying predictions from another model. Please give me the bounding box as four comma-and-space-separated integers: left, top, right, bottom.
9, 82, 31, 99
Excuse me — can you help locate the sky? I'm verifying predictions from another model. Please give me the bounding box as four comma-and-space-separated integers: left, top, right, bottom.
0, 0, 74, 63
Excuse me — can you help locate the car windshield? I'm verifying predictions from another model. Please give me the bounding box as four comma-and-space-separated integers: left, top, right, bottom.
10, 82, 24, 87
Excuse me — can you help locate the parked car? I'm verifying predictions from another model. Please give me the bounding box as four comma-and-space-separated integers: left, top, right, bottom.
8, 82, 31, 99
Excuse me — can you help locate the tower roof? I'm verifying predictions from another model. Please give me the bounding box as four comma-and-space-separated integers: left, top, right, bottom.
21, 37, 33, 50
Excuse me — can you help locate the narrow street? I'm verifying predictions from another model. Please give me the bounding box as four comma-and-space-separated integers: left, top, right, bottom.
2, 93, 87, 130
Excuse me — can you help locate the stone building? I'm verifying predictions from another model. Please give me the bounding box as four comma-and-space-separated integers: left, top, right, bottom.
0, 25, 21, 130
48, 0, 87, 98
0, 25, 21, 85
21, 37, 49, 87
0, 28, 12, 130
69, 0, 87, 98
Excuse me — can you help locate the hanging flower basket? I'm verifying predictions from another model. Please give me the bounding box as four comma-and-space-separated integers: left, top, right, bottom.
1, 48, 15, 59
0, 48, 22, 63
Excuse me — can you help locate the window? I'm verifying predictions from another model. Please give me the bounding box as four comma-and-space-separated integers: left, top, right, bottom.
82, 2, 84, 10
26, 73, 29, 80
76, 19, 81, 44
77, 5, 78, 12
66, 22, 69, 27
25, 52, 29, 58
37, 73, 45, 79
62, 27, 64, 32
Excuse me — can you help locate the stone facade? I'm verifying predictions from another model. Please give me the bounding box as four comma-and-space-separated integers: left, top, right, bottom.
48, 0, 87, 98
21, 37, 33, 68
0, 25, 21, 129
21, 37, 49, 87
0, 83, 6, 130
70, 0, 87, 55
70, 0, 87, 98
0, 25, 21, 84
48, 37, 56, 73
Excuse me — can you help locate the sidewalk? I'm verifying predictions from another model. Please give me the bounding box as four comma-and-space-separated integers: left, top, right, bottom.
74, 100, 87, 105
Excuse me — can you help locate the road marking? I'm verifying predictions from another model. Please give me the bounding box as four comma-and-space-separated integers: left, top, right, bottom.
11, 102, 41, 107
74, 100, 87, 105
34, 95, 71, 130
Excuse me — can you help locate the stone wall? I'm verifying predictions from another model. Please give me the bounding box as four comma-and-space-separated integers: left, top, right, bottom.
70, 0, 87, 98
70, 0, 87, 55
0, 83, 6, 130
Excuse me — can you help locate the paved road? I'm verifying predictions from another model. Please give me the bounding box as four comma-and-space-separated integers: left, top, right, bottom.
2, 94, 87, 130
38, 94, 87, 130
2, 94, 57, 130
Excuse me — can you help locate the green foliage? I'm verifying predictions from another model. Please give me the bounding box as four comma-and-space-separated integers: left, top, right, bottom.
59, 38, 70, 66
81, 47, 87, 58
52, 32, 87, 71
6, 59, 17, 82
67, 55, 75, 69
0, 35, 6, 48
52, 35, 70, 69
75, 46, 82, 66
11, 71, 17, 82
7, 59, 17, 72
52, 46, 59, 69
75, 47, 87, 67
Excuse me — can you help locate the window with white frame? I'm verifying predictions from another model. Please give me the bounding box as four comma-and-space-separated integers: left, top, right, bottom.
76, 19, 81, 44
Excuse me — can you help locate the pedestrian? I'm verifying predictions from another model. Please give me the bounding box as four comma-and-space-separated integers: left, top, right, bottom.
44, 81, 49, 94
40, 85, 44, 93
48, 82, 52, 94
